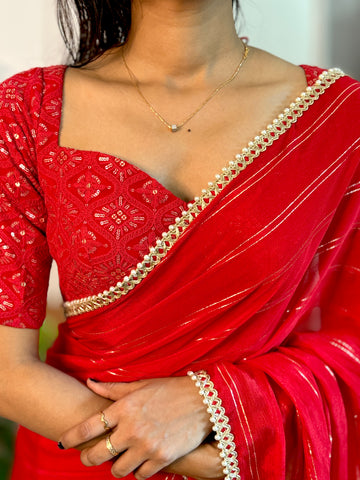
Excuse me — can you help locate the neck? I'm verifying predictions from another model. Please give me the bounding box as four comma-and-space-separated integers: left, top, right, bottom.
122, 0, 242, 86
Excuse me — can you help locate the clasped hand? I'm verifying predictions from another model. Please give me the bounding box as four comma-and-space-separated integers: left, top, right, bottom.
59, 376, 217, 480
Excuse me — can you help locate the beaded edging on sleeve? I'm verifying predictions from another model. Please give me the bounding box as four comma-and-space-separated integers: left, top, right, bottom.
187, 370, 240, 480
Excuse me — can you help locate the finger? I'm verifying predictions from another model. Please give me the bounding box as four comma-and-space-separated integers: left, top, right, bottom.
59, 406, 117, 449
134, 444, 179, 480
164, 447, 204, 476
135, 458, 173, 480
86, 379, 139, 400
80, 434, 126, 467
164, 443, 222, 479
111, 449, 147, 479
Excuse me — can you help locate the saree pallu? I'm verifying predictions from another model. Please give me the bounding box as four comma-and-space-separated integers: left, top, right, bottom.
11, 71, 360, 479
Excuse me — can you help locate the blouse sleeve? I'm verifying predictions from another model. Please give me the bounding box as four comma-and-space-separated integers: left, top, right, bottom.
0, 68, 52, 328
191, 156, 360, 479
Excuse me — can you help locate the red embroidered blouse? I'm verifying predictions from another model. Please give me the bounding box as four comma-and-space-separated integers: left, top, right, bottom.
0, 65, 327, 329
0, 65, 188, 328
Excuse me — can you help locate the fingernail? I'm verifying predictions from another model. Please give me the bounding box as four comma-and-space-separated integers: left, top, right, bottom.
58, 441, 65, 450
89, 378, 100, 383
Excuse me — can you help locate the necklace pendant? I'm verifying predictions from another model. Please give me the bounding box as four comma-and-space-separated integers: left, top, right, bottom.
170, 124, 179, 132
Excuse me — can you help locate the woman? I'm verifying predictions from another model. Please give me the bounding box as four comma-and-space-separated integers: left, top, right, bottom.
0, 0, 359, 479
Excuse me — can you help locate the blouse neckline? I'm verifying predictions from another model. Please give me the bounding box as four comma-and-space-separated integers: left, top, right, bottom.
62, 66, 346, 317
53, 64, 327, 205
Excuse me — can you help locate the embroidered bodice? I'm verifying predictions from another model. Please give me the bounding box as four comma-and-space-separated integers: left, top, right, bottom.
0, 66, 188, 327
0, 64, 325, 327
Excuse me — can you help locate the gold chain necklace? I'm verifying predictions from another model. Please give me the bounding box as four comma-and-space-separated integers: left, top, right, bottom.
121, 42, 249, 133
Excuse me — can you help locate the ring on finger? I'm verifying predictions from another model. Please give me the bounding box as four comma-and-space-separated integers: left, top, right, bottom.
106, 434, 119, 457
99, 411, 111, 431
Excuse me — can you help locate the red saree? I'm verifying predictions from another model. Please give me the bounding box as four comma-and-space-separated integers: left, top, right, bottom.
1, 65, 359, 479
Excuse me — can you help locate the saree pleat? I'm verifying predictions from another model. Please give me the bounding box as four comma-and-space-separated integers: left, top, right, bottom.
9, 70, 360, 479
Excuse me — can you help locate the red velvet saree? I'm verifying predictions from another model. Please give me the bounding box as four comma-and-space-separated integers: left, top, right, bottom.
4, 66, 360, 479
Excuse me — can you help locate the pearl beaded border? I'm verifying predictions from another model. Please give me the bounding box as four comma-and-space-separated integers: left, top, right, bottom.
64, 68, 344, 317
187, 370, 240, 480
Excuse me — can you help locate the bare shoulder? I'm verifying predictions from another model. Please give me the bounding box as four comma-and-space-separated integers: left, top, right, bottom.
244, 47, 308, 90
65, 48, 128, 86
62, 51, 125, 107
236, 46, 309, 111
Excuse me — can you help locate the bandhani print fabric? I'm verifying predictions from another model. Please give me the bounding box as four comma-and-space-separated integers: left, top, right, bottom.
0, 64, 359, 479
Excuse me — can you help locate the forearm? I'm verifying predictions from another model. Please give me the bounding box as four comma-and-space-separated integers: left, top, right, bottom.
164, 441, 223, 480
0, 358, 112, 443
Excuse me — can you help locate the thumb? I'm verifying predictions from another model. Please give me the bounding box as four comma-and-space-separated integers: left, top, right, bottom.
86, 378, 135, 400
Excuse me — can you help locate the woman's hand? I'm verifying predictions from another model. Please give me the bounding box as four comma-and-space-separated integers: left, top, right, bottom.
59, 377, 213, 480
164, 441, 224, 480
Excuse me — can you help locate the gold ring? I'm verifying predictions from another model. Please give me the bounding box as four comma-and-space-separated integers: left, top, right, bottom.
99, 411, 111, 431
106, 435, 119, 457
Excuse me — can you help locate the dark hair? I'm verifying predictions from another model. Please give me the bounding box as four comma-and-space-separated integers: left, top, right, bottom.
57, 0, 242, 66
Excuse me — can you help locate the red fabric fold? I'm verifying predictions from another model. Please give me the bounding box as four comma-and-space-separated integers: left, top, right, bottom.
5, 69, 360, 479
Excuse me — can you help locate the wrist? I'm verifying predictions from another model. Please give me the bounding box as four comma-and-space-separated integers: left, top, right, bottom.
187, 371, 240, 480
180, 374, 213, 438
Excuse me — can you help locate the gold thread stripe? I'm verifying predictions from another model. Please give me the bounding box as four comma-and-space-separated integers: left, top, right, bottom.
64, 69, 344, 317
220, 364, 261, 480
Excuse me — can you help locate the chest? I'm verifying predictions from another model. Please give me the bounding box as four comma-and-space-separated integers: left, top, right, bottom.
58, 71, 301, 203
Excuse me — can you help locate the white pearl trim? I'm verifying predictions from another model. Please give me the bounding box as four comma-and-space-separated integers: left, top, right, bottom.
187, 370, 241, 480
64, 68, 344, 317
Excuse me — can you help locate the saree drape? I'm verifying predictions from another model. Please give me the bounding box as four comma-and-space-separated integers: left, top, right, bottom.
3, 66, 360, 479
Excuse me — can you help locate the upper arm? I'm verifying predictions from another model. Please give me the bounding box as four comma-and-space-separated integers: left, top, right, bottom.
0, 68, 53, 330
0, 324, 39, 368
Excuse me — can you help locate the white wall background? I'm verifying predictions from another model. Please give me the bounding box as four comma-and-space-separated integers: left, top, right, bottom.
0, 0, 358, 306
329, 0, 360, 79
241, 0, 331, 67
0, 0, 65, 81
